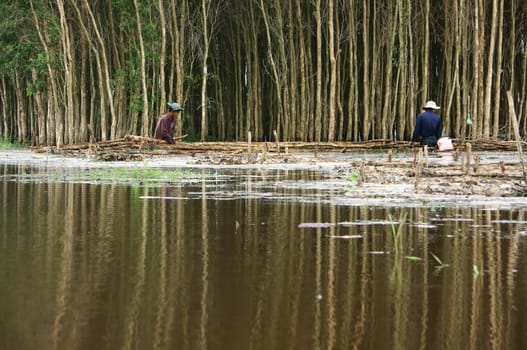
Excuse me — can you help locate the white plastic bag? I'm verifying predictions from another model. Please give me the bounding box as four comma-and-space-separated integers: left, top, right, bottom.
437, 137, 454, 151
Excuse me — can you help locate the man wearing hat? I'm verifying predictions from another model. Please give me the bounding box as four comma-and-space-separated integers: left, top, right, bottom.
411, 100, 442, 147
155, 102, 184, 144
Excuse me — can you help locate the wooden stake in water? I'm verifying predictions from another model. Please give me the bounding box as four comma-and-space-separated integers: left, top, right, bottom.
359, 161, 365, 186
507, 90, 527, 182
273, 130, 280, 154
247, 131, 252, 163
465, 143, 472, 175
414, 148, 422, 191
473, 155, 480, 173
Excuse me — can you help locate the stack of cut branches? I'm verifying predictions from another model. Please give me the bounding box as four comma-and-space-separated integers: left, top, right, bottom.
31, 135, 525, 161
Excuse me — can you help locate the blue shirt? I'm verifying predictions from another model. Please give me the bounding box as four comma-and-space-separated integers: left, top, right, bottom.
412, 110, 442, 142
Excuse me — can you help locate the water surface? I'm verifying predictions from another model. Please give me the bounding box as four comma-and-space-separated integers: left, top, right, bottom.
1, 160, 527, 350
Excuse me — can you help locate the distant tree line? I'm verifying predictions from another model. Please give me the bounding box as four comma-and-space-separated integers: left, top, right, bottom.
1, 0, 526, 146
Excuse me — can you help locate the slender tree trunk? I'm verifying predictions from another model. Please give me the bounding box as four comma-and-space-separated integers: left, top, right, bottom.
79, 38, 88, 143
158, 0, 167, 117
215, 65, 225, 140
287, 0, 298, 139
200, 0, 210, 141
483, 0, 498, 137
492, 0, 504, 138
296, 0, 308, 140
259, 0, 283, 139
361, 0, 371, 140
422, 0, 430, 103
14, 73, 27, 143
57, 0, 74, 144
170, 0, 186, 137
519, 44, 527, 132
327, 0, 336, 141
471, 0, 481, 139
405, 6, 414, 140
347, 1, 358, 141
71, 0, 106, 142
508, 0, 516, 137
370, 4, 380, 139
248, 1, 262, 140
0, 78, 4, 138
450, 0, 460, 138
460, 0, 470, 141
381, 4, 397, 140
476, 0, 485, 138
274, 0, 290, 140
30, 0, 58, 145
31, 68, 46, 145
82, 0, 116, 140
133, 0, 150, 137
315, 0, 322, 141
234, 30, 243, 140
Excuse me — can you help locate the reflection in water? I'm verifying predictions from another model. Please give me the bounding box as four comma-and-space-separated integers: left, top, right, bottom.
1, 165, 527, 349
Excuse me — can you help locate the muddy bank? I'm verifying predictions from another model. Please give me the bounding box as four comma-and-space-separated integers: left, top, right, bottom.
1, 148, 527, 204
189, 149, 527, 198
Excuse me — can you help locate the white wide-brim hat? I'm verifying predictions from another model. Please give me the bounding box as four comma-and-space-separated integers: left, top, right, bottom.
423, 101, 440, 110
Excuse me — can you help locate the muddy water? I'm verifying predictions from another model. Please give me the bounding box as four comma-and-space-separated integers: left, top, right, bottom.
1, 162, 527, 350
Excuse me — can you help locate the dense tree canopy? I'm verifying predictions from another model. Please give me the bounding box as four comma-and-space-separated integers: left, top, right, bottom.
0, 0, 526, 146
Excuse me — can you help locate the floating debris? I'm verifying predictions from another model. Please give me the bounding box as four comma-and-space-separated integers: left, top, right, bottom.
298, 222, 334, 228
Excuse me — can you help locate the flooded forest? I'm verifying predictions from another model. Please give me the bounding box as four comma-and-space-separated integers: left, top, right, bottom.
1, 0, 527, 146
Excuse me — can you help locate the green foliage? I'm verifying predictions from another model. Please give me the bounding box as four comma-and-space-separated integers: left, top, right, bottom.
1, 0, 527, 145
0, 138, 22, 150
129, 101, 143, 113
0, 2, 41, 75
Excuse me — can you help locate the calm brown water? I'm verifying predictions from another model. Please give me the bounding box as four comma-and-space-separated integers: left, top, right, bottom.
1, 163, 527, 350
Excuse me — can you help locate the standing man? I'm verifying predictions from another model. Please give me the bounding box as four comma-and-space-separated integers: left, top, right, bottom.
411, 100, 442, 147
154, 102, 184, 144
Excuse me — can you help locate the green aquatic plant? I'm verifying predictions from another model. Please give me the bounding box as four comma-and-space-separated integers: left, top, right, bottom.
87, 167, 207, 186
430, 251, 449, 273
473, 265, 481, 278
430, 251, 444, 266
347, 172, 359, 187
389, 211, 408, 253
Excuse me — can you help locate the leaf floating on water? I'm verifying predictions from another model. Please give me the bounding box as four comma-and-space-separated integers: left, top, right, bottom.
405, 256, 422, 261
490, 220, 527, 224
430, 217, 474, 222
339, 220, 398, 226
327, 235, 362, 239
298, 222, 334, 228
412, 223, 437, 228
430, 252, 444, 266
